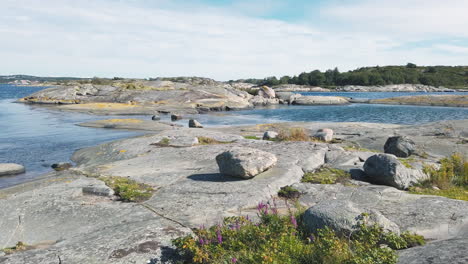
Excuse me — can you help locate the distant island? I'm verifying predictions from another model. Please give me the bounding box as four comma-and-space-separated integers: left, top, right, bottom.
2, 64, 468, 89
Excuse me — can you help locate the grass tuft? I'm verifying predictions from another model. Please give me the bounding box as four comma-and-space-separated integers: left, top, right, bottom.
302, 167, 351, 184
100, 176, 154, 202
278, 186, 301, 200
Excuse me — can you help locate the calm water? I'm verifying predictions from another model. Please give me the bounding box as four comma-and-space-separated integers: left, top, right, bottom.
0, 85, 142, 189
1, 85, 467, 188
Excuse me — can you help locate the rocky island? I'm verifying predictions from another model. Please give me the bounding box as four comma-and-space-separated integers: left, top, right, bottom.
0, 77, 467, 263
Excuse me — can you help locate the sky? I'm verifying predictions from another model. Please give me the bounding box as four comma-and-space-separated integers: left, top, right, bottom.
1, 0, 467, 80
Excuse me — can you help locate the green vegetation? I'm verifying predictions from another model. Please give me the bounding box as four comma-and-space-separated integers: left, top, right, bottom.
398, 158, 415, 169
409, 153, 468, 201
153, 137, 171, 147
243, 135, 260, 140
173, 204, 424, 264
197, 137, 233, 145
1, 242, 28, 255
302, 167, 351, 184
239, 64, 468, 88
100, 176, 154, 202
277, 128, 311, 142
278, 186, 301, 200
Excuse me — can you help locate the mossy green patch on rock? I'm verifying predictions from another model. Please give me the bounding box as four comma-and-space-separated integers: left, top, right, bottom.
100, 176, 154, 202
302, 167, 351, 184
278, 186, 301, 200
197, 137, 233, 145
1, 241, 28, 255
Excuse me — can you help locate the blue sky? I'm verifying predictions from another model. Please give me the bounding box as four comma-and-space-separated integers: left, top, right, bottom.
1, 0, 467, 80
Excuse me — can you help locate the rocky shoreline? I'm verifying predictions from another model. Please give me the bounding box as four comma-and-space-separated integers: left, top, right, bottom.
1, 117, 467, 263
16, 80, 468, 117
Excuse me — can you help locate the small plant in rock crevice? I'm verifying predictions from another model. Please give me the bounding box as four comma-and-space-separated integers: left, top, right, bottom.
302, 167, 351, 184
278, 186, 302, 200
100, 176, 154, 202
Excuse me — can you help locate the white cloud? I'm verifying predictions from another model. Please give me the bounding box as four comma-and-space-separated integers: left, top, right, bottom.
0, 0, 466, 80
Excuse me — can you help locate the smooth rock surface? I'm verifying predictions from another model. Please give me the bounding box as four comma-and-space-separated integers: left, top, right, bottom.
0, 163, 25, 176
293, 96, 349, 105
258, 86, 275, 99
303, 200, 400, 235
384, 136, 416, 157
216, 147, 277, 179
398, 237, 468, 264
364, 154, 428, 189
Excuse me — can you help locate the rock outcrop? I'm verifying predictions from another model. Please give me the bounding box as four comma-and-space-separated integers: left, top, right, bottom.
188, 119, 203, 128
216, 147, 277, 179
293, 96, 349, 105
313, 128, 334, 142
363, 154, 428, 189
0, 163, 25, 176
262, 131, 278, 140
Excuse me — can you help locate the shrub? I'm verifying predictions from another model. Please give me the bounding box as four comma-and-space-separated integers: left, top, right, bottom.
409, 153, 468, 200
172, 203, 422, 264
277, 128, 310, 142
302, 167, 351, 184
100, 176, 154, 202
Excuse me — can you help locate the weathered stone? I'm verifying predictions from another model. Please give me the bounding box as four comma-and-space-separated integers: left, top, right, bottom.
398, 237, 468, 264
258, 85, 275, 99
151, 115, 161, 121
82, 185, 114, 197
51, 162, 72, 171
363, 154, 428, 189
188, 119, 203, 128
262, 131, 278, 140
303, 200, 400, 235
384, 136, 416, 157
314, 128, 334, 142
0, 163, 25, 176
171, 114, 182, 121
216, 147, 277, 179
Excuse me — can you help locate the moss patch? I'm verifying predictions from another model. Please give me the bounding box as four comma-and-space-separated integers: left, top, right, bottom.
197, 137, 233, 145
243, 135, 260, 140
1, 242, 28, 255
409, 186, 468, 201
100, 176, 154, 202
302, 167, 351, 184
278, 186, 301, 200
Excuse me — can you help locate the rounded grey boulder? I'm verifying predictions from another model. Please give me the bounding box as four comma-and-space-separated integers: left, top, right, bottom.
303, 200, 400, 235
384, 136, 416, 157
188, 119, 203, 128
364, 154, 428, 190
151, 115, 161, 121
0, 163, 25, 176
171, 114, 182, 121
216, 147, 277, 179
313, 128, 334, 142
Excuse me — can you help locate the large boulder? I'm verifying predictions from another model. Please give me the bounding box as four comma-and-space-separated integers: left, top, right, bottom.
313, 128, 334, 142
216, 147, 277, 179
258, 86, 276, 99
303, 200, 400, 235
188, 119, 203, 128
151, 115, 161, 121
171, 114, 183, 121
398, 237, 468, 264
363, 154, 428, 189
0, 163, 25, 176
384, 136, 416, 157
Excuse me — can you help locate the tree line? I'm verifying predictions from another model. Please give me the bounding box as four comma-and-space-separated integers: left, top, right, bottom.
234, 64, 468, 88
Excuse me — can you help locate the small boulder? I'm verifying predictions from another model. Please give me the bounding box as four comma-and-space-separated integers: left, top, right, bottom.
263, 131, 278, 140
51, 162, 72, 171
314, 128, 334, 142
189, 119, 203, 128
363, 154, 428, 190
151, 115, 161, 121
171, 114, 183, 121
216, 147, 277, 179
303, 201, 400, 235
258, 85, 276, 99
384, 136, 416, 158
0, 163, 25, 176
